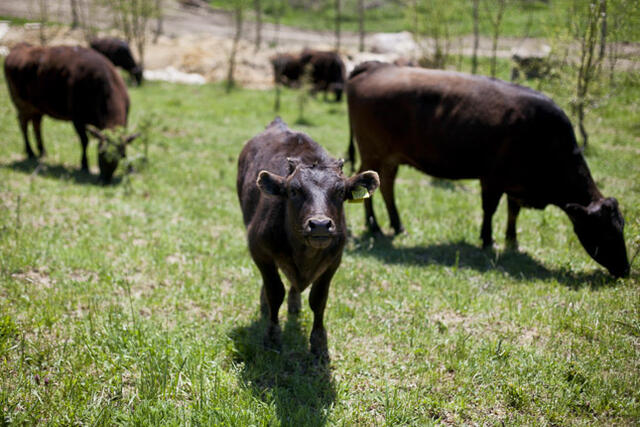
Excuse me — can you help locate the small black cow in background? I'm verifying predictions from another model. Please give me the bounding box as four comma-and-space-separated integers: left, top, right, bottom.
270, 52, 305, 88
90, 38, 143, 86
347, 61, 630, 278
271, 49, 346, 102
300, 49, 346, 102
237, 117, 379, 359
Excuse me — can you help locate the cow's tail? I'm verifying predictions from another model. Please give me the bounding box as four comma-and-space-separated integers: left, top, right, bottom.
347, 124, 356, 174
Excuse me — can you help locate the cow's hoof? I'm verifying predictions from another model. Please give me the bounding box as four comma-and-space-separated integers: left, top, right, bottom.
367, 227, 385, 239
505, 239, 519, 252
481, 240, 495, 251
310, 329, 329, 362
264, 324, 282, 351
393, 225, 406, 235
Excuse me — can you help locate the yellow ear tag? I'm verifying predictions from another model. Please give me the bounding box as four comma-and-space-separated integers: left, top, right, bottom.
348, 185, 370, 203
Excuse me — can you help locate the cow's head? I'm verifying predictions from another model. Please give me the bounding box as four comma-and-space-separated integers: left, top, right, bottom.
87, 125, 139, 183
257, 158, 379, 249
565, 197, 630, 278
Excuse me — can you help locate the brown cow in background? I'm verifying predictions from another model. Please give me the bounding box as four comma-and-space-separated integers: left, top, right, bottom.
4, 43, 138, 183
347, 61, 629, 278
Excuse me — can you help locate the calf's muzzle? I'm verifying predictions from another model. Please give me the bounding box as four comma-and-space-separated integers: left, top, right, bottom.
305, 216, 335, 237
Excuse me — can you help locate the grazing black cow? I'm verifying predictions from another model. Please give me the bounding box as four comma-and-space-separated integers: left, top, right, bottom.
271, 49, 346, 101
270, 52, 305, 88
300, 49, 346, 102
4, 43, 138, 183
237, 118, 379, 358
90, 37, 143, 86
346, 61, 629, 278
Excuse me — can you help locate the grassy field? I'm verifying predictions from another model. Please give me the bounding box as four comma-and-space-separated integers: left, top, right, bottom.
1, 58, 639, 425
209, 0, 640, 40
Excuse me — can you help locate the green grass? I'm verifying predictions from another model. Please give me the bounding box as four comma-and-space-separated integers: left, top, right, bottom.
210, 0, 640, 40
0, 16, 34, 26
1, 60, 639, 424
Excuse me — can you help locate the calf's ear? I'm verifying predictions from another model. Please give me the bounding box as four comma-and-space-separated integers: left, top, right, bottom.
257, 171, 286, 197
346, 170, 380, 200
86, 125, 105, 140
286, 157, 300, 175
124, 133, 141, 145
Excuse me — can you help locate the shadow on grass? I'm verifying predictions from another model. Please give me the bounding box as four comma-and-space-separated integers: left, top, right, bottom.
349, 234, 617, 290
1, 158, 122, 185
229, 314, 335, 427
429, 177, 460, 191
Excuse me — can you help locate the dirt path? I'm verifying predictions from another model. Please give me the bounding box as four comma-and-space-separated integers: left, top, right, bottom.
1, 0, 637, 88
0, 0, 536, 54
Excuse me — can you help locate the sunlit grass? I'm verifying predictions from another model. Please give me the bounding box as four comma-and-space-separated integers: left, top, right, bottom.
0, 59, 638, 424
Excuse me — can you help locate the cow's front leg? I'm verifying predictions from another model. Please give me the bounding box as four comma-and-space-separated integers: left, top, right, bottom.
378, 162, 404, 235
18, 114, 36, 159
308, 261, 339, 361
73, 121, 90, 171
480, 181, 502, 249
359, 160, 383, 235
506, 196, 521, 250
255, 259, 285, 349
33, 114, 46, 157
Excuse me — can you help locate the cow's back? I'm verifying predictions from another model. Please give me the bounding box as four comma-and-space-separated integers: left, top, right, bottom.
347, 62, 590, 207
4, 44, 129, 128
347, 62, 578, 184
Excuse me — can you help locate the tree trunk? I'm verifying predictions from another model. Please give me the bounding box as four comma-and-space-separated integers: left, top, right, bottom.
471, 0, 479, 74
154, 0, 163, 43
70, 0, 79, 29
38, 0, 48, 45
598, 0, 607, 61
227, 4, 244, 92
335, 0, 341, 51
358, 0, 365, 52
274, 81, 281, 112
254, 0, 262, 52
487, 0, 506, 78
412, 0, 418, 35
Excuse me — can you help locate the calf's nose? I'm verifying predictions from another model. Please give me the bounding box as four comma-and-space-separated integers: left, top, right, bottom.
306, 217, 334, 235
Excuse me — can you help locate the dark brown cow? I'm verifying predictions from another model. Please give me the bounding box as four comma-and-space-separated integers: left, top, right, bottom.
4, 43, 138, 183
90, 38, 143, 86
347, 61, 629, 278
237, 117, 379, 358
271, 49, 346, 101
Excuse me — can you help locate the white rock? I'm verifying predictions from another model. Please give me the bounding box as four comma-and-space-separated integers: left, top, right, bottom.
368, 31, 418, 56
143, 66, 206, 85
0, 21, 9, 41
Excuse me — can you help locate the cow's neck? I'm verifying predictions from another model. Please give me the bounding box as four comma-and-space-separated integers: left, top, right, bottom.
557, 152, 603, 207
